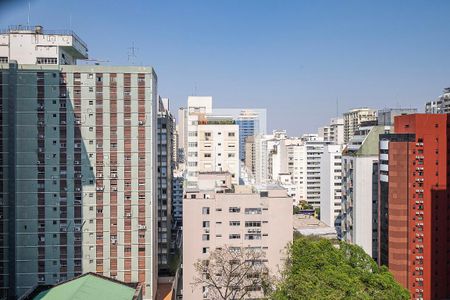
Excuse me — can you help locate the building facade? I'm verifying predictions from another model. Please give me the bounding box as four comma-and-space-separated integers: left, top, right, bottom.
182, 173, 292, 300
288, 135, 327, 208
157, 97, 175, 276
425, 88, 450, 114
377, 108, 417, 126
378, 114, 450, 300
318, 117, 344, 144
341, 125, 386, 257
213, 108, 266, 163
171, 172, 183, 228
0, 26, 157, 299
319, 144, 344, 236
185, 96, 212, 188
196, 118, 240, 184
343, 108, 377, 143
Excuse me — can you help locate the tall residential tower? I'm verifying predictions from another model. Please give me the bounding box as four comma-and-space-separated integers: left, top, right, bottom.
0, 26, 158, 299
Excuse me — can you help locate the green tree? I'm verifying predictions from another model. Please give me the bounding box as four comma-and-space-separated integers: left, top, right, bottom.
271, 236, 409, 300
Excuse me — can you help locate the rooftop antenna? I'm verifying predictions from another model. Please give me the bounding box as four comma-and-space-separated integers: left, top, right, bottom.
336, 97, 339, 117
127, 42, 138, 65
27, 1, 31, 26
193, 82, 198, 96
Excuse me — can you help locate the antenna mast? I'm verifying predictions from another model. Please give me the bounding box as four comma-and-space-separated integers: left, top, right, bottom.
127, 42, 138, 65
27, 2, 31, 26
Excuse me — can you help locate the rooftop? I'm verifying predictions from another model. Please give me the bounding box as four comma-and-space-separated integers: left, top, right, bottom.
2, 25, 88, 51
293, 214, 337, 239
20, 273, 141, 300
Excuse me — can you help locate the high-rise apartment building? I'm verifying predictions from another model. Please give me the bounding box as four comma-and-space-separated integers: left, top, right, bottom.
185, 96, 212, 188
320, 144, 344, 236
0, 26, 157, 299
378, 114, 450, 300
157, 97, 175, 275
318, 117, 344, 144
196, 116, 239, 182
425, 88, 450, 114
341, 125, 386, 257
213, 108, 266, 162
171, 172, 183, 228
177, 107, 188, 163
343, 108, 377, 143
183, 172, 293, 300
288, 134, 328, 208
184, 97, 240, 188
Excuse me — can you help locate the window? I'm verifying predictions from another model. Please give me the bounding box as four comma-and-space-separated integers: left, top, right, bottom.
202, 234, 210, 241
36, 57, 57, 64
245, 234, 262, 240
245, 221, 261, 227
229, 234, 241, 239
202, 207, 210, 215
229, 221, 240, 226
204, 153, 211, 158
202, 247, 209, 254
228, 153, 235, 158
202, 221, 210, 228
245, 208, 262, 215
229, 207, 240, 213
0, 57, 8, 63
228, 132, 235, 137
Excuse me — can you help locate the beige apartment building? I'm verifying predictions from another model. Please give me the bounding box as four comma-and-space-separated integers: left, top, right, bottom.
196, 118, 239, 184
343, 108, 377, 143
0, 26, 157, 299
182, 172, 293, 300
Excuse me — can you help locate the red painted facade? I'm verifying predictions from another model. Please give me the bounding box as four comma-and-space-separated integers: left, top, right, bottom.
386, 114, 450, 300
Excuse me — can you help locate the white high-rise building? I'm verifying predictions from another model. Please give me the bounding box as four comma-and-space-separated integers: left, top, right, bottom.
341, 125, 387, 257
288, 134, 328, 208
320, 144, 344, 236
185, 96, 212, 188
196, 116, 240, 184
318, 117, 344, 144
425, 88, 450, 114
213, 108, 267, 161
184, 97, 240, 188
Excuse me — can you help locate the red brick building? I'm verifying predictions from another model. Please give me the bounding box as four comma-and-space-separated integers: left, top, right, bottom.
378, 114, 450, 300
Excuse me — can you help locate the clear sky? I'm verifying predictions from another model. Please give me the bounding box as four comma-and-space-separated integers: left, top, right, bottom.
1, 0, 450, 135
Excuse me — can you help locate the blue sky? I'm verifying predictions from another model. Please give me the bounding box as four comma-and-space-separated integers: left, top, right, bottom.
1, 0, 450, 135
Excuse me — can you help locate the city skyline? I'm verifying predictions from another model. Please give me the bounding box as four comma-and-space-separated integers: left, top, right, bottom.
2, 0, 450, 135
1, 2, 449, 299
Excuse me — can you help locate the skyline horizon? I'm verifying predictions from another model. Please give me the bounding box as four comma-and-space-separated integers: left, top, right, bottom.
1, 0, 448, 136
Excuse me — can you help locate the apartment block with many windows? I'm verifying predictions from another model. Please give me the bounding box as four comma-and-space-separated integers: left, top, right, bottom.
343, 108, 377, 143
182, 172, 292, 300
378, 114, 450, 300
0, 26, 158, 299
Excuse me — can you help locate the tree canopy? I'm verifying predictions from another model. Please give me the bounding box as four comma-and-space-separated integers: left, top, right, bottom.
272, 235, 410, 300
